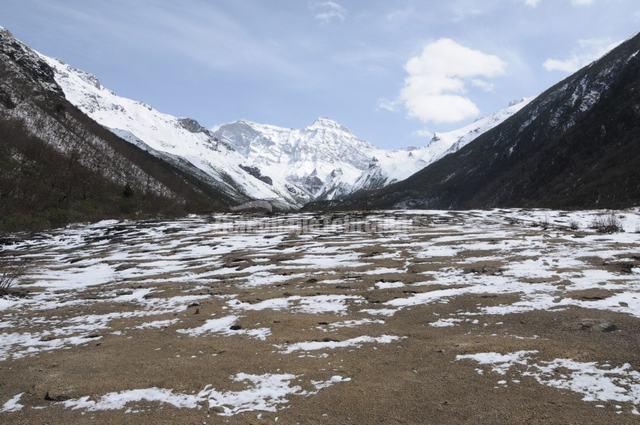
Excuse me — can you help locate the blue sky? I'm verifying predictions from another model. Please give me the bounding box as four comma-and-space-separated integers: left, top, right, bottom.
3, 0, 640, 148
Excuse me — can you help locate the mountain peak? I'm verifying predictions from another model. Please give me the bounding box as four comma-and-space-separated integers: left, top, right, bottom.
236, 119, 258, 126
309, 117, 350, 132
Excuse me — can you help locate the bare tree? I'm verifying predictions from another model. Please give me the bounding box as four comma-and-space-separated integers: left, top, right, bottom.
591, 211, 623, 234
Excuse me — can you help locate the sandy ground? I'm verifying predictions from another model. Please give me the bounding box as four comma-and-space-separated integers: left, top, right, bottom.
0, 209, 639, 424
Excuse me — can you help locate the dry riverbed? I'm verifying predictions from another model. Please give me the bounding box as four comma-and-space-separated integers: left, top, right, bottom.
1, 209, 640, 424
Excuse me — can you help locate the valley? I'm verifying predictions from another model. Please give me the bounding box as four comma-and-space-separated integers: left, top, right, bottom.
42, 51, 529, 209
2, 4, 640, 424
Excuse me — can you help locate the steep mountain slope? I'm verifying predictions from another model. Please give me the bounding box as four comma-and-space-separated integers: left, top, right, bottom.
39, 55, 307, 209
324, 32, 640, 210
0, 27, 233, 230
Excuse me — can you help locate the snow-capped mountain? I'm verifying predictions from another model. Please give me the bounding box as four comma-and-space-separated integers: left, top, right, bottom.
212, 118, 378, 200
213, 100, 530, 200
36, 48, 527, 209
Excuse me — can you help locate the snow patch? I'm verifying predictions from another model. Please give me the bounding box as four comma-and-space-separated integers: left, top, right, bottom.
176, 315, 270, 340
278, 335, 402, 354
61, 373, 349, 416
374, 281, 405, 289
457, 351, 640, 414
1, 393, 24, 413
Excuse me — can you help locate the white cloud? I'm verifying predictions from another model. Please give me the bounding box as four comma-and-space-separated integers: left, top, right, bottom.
399, 39, 506, 124
311, 1, 347, 24
524, 0, 541, 7
543, 38, 622, 73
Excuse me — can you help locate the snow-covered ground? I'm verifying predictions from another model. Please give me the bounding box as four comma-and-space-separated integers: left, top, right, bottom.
1, 208, 639, 421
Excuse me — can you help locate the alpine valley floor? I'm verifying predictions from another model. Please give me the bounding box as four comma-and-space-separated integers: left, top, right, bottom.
1, 209, 640, 424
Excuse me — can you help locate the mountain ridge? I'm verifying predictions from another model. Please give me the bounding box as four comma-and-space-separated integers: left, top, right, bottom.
212, 99, 529, 202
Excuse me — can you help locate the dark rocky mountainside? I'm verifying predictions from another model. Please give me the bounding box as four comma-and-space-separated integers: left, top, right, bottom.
0, 27, 233, 230
318, 32, 640, 211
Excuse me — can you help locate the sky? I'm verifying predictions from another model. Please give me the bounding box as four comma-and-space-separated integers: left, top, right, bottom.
3, 0, 640, 149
